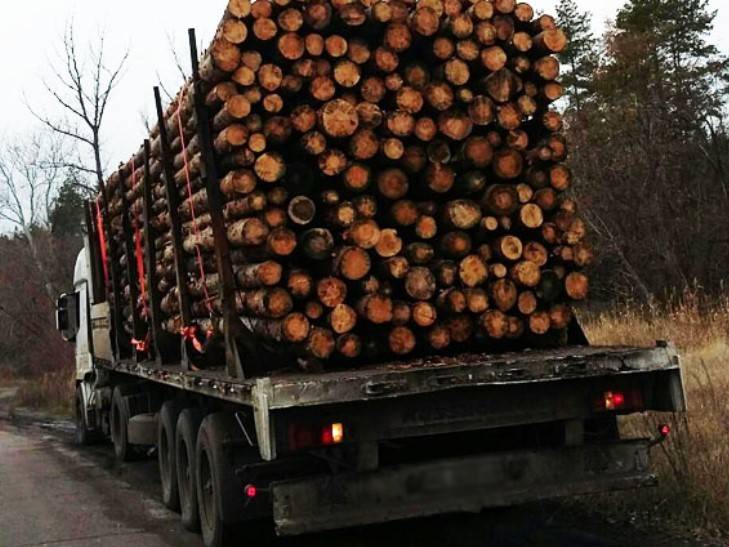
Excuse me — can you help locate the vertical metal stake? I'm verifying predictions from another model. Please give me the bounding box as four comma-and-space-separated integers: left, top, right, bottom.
154, 86, 194, 371
142, 140, 178, 364
188, 27, 254, 379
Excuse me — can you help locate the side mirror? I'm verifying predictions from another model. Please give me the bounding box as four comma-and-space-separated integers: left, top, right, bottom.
56, 292, 79, 342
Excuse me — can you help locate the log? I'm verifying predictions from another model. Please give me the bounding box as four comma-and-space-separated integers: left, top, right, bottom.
481, 309, 509, 339
389, 326, 416, 355
565, 272, 589, 301
213, 95, 252, 131
334, 246, 371, 280
442, 200, 483, 230
405, 267, 436, 300
227, 218, 269, 247
392, 300, 412, 326
306, 327, 336, 359
287, 196, 317, 225
439, 231, 472, 258
347, 220, 381, 249
237, 288, 293, 319
301, 228, 334, 260
320, 98, 359, 137
357, 294, 394, 324
267, 227, 298, 256
375, 229, 403, 258
287, 270, 313, 300
437, 288, 467, 314
382, 256, 410, 280
446, 315, 474, 343
329, 303, 358, 334
317, 276, 348, 308
459, 255, 489, 287
494, 236, 523, 261
236, 261, 283, 289
220, 169, 257, 197
490, 279, 518, 312
428, 325, 451, 350
337, 333, 362, 358
249, 313, 310, 343
465, 288, 489, 314
511, 260, 541, 288
529, 311, 551, 335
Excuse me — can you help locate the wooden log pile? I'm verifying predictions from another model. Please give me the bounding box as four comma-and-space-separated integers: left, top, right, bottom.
102, 0, 592, 371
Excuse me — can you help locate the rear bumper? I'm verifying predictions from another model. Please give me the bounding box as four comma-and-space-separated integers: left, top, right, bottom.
272, 440, 655, 536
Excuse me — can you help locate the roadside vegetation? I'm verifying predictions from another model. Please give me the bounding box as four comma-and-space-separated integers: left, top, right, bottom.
14, 370, 75, 415
582, 292, 729, 540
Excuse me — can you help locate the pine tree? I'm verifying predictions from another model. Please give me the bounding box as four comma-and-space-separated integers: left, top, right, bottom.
567, 0, 729, 299
555, 0, 599, 113
612, 0, 728, 125
50, 175, 86, 238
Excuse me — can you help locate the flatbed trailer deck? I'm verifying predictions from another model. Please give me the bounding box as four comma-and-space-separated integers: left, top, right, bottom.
104, 343, 684, 462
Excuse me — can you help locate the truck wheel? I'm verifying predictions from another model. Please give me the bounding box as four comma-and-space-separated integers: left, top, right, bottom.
159, 400, 184, 511
74, 385, 97, 446
110, 385, 135, 462
176, 407, 204, 531
196, 413, 242, 547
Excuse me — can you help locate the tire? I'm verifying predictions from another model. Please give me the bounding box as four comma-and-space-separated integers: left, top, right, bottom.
159, 400, 184, 511
195, 413, 244, 547
176, 407, 204, 531
74, 385, 97, 446
110, 385, 136, 462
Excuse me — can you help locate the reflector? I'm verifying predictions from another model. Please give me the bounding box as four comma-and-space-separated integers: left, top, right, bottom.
321, 423, 345, 445
604, 391, 626, 410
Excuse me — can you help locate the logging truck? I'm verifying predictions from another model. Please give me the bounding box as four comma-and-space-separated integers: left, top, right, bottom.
54, 1, 688, 546
57, 235, 686, 547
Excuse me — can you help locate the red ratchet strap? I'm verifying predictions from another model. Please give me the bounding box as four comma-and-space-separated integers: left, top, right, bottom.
180, 325, 211, 354
176, 90, 214, 352
95, 197, 109, 289
131, 336, 149, 353
130, 158, 151, 321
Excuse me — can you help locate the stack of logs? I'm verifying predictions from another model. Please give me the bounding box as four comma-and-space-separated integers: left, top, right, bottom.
103, 0, 591, 370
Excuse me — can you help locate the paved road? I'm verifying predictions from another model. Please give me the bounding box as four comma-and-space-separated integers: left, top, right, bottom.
0, 413, 700, 547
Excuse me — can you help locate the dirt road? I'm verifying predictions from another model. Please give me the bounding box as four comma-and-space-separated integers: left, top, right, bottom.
0, 410, 700, 547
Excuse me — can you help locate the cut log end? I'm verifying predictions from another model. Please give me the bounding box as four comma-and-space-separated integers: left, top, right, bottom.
389, 326, 416, 355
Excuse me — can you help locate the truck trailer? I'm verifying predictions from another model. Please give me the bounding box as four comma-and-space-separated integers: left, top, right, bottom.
57, 238, 686, 546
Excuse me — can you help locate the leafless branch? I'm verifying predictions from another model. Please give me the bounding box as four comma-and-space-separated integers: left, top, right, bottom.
27, 21, 128, 191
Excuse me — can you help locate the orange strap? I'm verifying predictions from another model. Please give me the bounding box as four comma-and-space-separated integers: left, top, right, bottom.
95, 197, 109, 290
176, 92, 214, 317
176, 91, 214, 354
180, 325, 209, 354
131, 336, 150, 353
130, 159, 150, 320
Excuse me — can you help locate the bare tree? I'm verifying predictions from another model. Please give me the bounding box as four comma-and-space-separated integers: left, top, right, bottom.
0, 132, 69, 301
28, 22, 128, 192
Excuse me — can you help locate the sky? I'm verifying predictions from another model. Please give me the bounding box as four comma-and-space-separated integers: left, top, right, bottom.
0, 0, 728, 175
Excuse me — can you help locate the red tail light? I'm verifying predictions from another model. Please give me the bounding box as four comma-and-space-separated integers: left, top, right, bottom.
659, 424, 671, 438
594, 387, 643, 412
288, 422, 346, 451
321, 423, 345, 446
604, 391, 625, 410
245, 485, 257, 499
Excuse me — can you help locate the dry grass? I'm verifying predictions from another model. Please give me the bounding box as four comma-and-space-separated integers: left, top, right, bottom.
15, 368, 75, 417
581, 291, 729, 539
